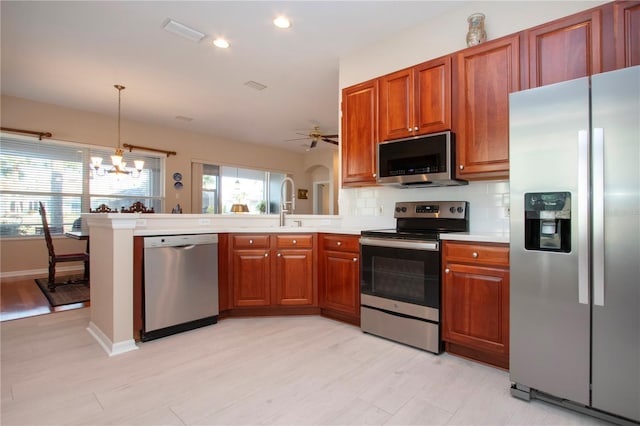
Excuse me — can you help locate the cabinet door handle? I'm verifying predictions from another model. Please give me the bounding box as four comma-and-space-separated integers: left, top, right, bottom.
445, 268, 450, 273
277, 253, 281, 257
337, 241, 342, 246
372, 173, 377, 178
264, 252, 269, 257
414, 126, 419, 131
353, 257, 358, 262
472, 252, 479, 258
459, 164, 464, 170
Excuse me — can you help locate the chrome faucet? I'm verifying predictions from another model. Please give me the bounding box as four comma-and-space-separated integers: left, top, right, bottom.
280, 177, 295, 226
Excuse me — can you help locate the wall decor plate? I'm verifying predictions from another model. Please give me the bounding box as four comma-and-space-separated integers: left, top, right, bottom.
174, 181, 183, 190
173, 172, 182, 182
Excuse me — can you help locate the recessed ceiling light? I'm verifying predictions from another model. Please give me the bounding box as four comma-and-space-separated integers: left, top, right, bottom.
162, 19, 206, 43
213, 38, 230, 49
273, 16, 291, 29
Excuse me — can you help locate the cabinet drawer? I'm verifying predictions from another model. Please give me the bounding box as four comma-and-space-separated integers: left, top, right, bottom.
233, 234, 270, 249
276, 234, 313, 248
443, 241, 509, 266
321, 234, 360, 252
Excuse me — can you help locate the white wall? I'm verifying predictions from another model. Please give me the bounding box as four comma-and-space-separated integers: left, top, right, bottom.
337, 1, 606, 232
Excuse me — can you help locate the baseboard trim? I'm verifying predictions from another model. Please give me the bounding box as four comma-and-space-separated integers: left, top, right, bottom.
87, 321, 138, 356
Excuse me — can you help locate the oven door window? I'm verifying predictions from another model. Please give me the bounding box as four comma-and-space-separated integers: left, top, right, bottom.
360, 244, 440, 308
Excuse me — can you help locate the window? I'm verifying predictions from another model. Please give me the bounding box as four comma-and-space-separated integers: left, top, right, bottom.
193, 162, 285, 214
202, 164, 220, 214
0, 135, 164, 237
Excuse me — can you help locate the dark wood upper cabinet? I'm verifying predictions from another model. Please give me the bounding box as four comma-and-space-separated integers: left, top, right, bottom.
414, 56, 452, 135
379, 56, 451, 141
525, 9, 603, 88
341, 79, 378, 187
614, 1, 640, 68
379, 68, 413, 141
454, 34, 519, 179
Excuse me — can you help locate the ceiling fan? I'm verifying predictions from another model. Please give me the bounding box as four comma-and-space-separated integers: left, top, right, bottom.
287, 126, 339, 149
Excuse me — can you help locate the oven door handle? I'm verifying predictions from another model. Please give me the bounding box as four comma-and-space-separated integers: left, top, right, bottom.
359, 237, 439, 251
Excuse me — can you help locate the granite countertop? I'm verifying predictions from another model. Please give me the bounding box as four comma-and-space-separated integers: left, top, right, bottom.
439, 231, 510, 244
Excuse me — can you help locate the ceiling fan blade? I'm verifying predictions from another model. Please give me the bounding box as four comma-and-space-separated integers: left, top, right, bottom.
310, 139, 318, 148
321, 137, 339, 145
284, 137, 311, 142
323, 134, 339, 139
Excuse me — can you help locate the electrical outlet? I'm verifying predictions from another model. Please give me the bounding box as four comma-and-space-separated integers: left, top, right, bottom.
376, 205, 384, 216
504, 207, 510, 218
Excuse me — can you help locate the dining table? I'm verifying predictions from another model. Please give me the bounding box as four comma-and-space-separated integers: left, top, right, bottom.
64, 230, 90, 253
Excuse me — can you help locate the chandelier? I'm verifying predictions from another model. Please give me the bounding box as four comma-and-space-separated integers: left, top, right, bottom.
90, 85, 144, 177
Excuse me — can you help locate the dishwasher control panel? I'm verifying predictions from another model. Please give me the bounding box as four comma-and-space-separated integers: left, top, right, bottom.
144, 233, 218, 248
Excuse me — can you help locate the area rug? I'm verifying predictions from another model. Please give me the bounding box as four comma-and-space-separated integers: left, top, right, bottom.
34, 276, 90, 307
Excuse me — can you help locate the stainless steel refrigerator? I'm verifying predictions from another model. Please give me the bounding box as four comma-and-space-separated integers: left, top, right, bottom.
509, 65, 639, 424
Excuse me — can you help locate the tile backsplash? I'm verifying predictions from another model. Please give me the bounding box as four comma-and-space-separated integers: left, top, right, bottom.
339, 180, 510, 233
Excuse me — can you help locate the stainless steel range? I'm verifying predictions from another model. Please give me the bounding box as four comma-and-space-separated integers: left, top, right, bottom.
360, 201, 468, 353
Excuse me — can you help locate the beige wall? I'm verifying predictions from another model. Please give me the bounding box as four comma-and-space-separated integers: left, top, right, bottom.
1, 95, 333, 275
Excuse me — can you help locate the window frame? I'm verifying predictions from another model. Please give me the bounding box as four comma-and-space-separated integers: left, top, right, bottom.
0, 133, 165, 239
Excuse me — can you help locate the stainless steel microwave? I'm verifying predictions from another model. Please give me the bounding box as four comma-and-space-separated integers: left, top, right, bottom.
377, 131, 467, 187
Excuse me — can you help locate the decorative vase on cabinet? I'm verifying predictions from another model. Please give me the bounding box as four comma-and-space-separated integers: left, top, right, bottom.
466, 13, 487, 47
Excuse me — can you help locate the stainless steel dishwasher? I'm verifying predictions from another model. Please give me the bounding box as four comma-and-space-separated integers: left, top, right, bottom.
142, 234, 218, 341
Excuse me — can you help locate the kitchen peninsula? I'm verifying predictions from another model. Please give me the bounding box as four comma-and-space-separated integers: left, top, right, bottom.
85, 212, 509, 356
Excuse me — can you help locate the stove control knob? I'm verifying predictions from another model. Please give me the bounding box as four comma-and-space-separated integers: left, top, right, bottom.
395, 207, 401, 213
449, 206, 456, 213
457, 207, 464, 213
401, 207, 407, 212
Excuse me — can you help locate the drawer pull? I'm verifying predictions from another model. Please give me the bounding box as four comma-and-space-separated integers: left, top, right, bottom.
472, 252, 479, 258
249, 239, 253, 244
445, 268, 450, 273
337, 241, 342, 246
292, 240, 297, 245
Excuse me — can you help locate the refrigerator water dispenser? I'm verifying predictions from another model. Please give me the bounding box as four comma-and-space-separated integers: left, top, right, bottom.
524, 192, 571, 252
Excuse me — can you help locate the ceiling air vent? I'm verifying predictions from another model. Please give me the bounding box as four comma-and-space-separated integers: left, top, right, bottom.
162, 19, 206, 43
244, 80, 267, 91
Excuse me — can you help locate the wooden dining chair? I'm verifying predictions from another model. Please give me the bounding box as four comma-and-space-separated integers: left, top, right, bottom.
38, 202, 90, 291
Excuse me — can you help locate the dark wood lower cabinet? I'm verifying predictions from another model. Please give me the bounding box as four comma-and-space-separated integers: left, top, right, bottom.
318, 234, 360, 326
224, 233, 319, 317
442, 241, 510, 369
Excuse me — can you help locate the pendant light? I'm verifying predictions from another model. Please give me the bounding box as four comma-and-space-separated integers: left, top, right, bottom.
90, 84, 144, 176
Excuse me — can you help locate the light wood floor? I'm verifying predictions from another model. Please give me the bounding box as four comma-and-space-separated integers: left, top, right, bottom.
1, 306, 611, 425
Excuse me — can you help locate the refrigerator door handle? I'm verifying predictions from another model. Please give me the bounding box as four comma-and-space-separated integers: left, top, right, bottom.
578, 130, 590, 305
593, 128, 605, 306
